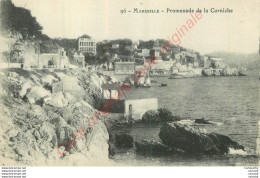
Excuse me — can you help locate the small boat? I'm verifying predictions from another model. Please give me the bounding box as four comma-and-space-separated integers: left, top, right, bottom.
143, 85, 151, 88
238, 71, 246, 76
151, 79, 158, 83
160, 83, 167, 87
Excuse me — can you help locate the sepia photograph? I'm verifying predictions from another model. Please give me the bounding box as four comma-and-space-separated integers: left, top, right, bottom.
0, 0, 259, 173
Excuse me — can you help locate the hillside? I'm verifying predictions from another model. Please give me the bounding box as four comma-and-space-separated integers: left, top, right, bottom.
0, 0, 48, 40
0, 68, 110, 166
207, 51, 260, 70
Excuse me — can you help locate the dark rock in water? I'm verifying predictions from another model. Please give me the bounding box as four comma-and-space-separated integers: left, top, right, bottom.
207, 133, 244, 154
195, 118, 211, 124
158, 108, 181, 121
135, 139, 181, 156
115, 133, 134, 148
159, 122, 244, 155
142, 108, 181, 123
142, 110, 159, 122
238, 72, 246, 76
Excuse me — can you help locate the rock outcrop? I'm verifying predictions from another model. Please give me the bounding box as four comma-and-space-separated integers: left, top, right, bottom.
195, 118, 211, 124
0, 68, 110, 166
159, 122, 244, 155
142, 108, 181, 123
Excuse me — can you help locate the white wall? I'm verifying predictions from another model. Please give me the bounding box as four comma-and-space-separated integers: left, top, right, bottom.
62, 76, 81, 91
124, 98, 158, 121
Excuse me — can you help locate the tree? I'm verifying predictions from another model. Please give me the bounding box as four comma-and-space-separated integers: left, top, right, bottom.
0, 0, 44, 39
138, 40, 154, 49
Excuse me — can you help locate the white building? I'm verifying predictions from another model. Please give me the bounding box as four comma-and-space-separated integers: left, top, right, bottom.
141, 49, 150, 57
73, 51, 85, 67
78, 35, 96, 55
112, 44, 119, 49
114, 62, 135, 75
39, 48, 70, 69
24, 42, 70, 69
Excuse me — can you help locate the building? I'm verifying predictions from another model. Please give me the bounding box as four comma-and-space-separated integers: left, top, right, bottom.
73, 51, 85, 67
78, 34, 96, 55
210, 57, 227, 68
114, 62, 135, 75
112, 44, 119, 49
137, 49, 150, 57
174, 51, 186, 63
39, 47, 70, 69
149, 60, 173, 76
101, 83, 123, 100
185, 51, 197, 65
171, 46, 181, 54
154, 50, 160, 58
204, 59, 212, 68
30, 42, 70, 69
141, 49, 150, 57
204, 56, 227, 69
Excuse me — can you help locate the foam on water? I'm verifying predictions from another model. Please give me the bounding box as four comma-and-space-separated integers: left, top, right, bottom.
229, 148, 247, 155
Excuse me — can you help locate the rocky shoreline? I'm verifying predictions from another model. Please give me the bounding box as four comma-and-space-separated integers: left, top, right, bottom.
107, 109, 246, 159
0, 68, 111, 166
0, 68, 251, 166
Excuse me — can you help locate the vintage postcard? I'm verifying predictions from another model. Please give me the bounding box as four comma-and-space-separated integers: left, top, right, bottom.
0, 0, 259, 168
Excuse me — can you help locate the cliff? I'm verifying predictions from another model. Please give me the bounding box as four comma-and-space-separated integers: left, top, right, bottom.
0, 68, 111, 166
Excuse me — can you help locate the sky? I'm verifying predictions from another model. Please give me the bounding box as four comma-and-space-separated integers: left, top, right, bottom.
11, 0, 260, 54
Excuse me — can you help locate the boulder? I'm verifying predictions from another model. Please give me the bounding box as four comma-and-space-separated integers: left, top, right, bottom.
26, 86, 51, 104
142, 108, 181, 123
158, 108, 181, 122
142, 110, 159, 122
195, 118, 211, 124
44, 92, 68, 108
207, 133, 244, 154
19, 81, 31, 98
115, 133, 134, 148
38, 122, 57, 148
159, 122, 244, 155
